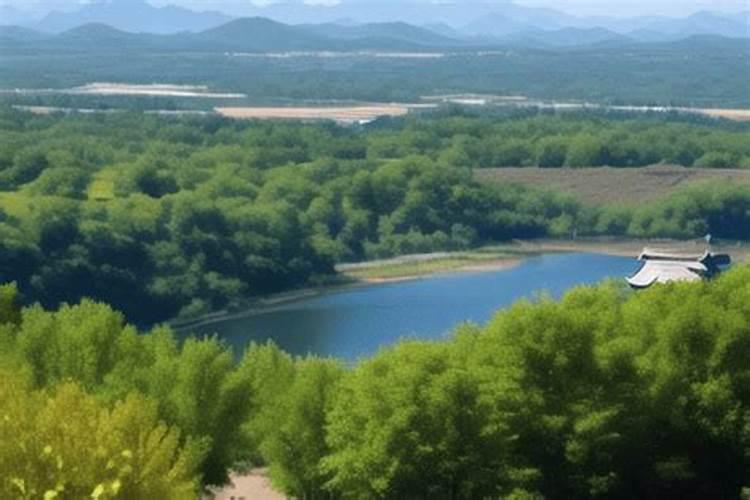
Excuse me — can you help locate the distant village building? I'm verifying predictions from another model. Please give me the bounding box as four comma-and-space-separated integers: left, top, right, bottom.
627, 248, 731, 289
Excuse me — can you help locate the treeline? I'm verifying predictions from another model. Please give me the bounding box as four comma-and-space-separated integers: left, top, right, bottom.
1, 108, 749, 323
2, 265, 750, 498
2, 36, 748, 107
0, 108, 574, 323
596, 182, 750, 240
389, 111, 750, 168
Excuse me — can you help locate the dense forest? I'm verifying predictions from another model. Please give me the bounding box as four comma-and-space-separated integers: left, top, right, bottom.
2, 263, 749, 498
2, 35, 749, 108
1, 108, 749, 323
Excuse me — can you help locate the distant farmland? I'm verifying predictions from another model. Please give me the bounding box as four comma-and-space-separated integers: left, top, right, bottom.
476, 165, 750, 205
697, 108, 750, 122
214, 105, 426, 124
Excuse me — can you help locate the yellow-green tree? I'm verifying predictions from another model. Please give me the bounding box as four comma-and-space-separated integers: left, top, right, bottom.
0, 370, 200, 499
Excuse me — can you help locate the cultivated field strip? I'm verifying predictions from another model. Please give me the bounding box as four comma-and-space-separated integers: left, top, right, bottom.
476, 165, 750, 205
214, 105, 417, 123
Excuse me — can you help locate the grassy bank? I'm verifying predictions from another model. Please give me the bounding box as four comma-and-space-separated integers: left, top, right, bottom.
337, 248, 526, 282
337, 239, 641, 283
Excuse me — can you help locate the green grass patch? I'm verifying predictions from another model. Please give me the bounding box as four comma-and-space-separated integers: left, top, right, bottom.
0, 192, 36, 219
87, 169, 118, 201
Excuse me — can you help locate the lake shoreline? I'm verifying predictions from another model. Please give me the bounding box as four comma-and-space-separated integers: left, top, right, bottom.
172, 237, 741, 332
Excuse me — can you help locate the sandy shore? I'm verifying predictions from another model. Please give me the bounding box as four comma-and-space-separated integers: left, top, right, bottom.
357, 256, 524, 282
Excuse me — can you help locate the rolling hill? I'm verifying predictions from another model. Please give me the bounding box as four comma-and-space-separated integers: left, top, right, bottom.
4, 15, 749, 55
638, 11, 748, 39
301, 21, 462, 47
0, 25, 49, 42
36, 0, 231, 34
48, 23, 160, 52
194, 17, 332, 51
5, 17, 466, 53
500, 27, 633, 48
18, 0, 748, 42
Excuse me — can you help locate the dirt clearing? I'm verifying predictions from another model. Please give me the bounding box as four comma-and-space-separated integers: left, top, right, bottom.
206, 469, 284, 500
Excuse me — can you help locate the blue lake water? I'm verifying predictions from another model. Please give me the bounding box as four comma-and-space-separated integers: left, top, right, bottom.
189, 253, 638, 361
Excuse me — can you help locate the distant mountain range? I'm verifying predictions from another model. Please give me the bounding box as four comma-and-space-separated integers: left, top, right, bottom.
0, 2, 747, 55
0, 19, 468, 53
0, 19, 463, 53
2, 0, 747, 43
300, 21, 462, 47
35, 0, 231, 35
2, 16, 748, 55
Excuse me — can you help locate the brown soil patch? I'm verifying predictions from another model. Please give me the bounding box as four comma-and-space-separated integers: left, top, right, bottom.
215, 105, 411, 123
475, 164, 750, 206
693, 108, 750, 121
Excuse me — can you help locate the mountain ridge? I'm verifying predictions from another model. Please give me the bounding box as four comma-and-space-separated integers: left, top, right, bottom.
36, 0, 231, 34
3, 15, 748, 54
300, 21, 463, 47
17, 0, 749, 41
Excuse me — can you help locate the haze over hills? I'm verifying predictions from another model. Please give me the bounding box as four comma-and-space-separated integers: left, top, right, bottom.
301, 21, 463, 47
35, 0, 231, 34
3, 0, 747, 43
2, 15, 746, 109
1, 1, 747, 110
3, 14, 749, 53
0, 18, 470, 52
494, 27, 633, 48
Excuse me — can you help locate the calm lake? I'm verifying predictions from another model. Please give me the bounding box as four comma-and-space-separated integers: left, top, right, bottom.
189, 253, 638, 361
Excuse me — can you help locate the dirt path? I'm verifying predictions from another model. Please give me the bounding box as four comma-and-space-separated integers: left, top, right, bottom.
207, 470, 285, 500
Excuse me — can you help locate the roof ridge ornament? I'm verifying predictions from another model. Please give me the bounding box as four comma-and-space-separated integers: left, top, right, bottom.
628, 246, 731, 289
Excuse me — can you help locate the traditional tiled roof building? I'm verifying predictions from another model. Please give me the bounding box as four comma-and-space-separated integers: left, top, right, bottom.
626, 248, 731, 289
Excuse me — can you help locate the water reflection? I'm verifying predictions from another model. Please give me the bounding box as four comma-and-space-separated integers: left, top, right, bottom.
187, 253, 637, 360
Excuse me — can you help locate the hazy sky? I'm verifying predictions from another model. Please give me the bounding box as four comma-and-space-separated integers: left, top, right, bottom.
516, 0, 746, 17
4, 0, 748, 18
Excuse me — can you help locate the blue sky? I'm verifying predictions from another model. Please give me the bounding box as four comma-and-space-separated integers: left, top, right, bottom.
4, 0, 747, 17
